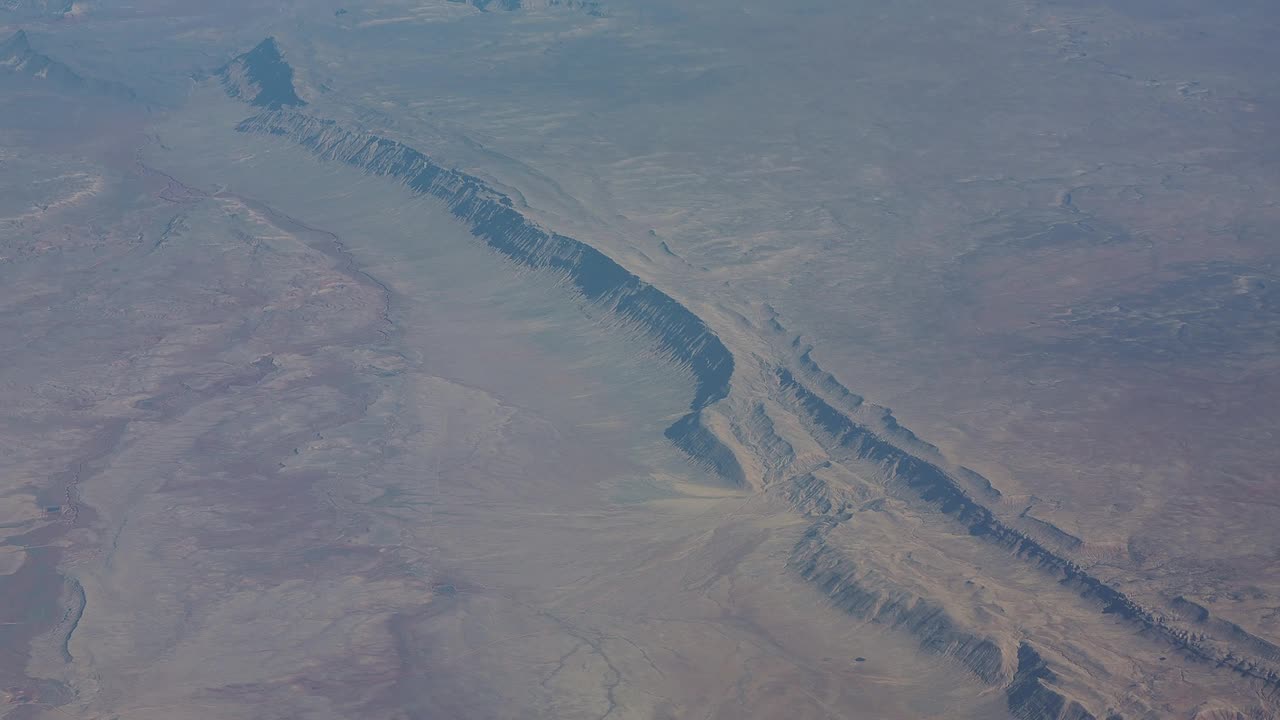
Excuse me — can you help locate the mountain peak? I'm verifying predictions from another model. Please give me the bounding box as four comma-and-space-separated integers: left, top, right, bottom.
217, 36, 305, 110
1, 29, 32, 55
250, 36, 282, 57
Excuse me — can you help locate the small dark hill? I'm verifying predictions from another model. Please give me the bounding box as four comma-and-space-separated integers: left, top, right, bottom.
0, 29, 137, 101
217, 37, 305, 110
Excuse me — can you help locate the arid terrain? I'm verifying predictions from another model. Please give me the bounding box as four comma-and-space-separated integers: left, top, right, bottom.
2, 1, 1278, 719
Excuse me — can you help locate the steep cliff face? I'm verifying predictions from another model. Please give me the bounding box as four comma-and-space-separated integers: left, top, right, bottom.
778, 367, 1135, 608
783, 472, 855, 518
0, 30, 135, 101
773, 364, 1280, 710
217, 37, 305, 110
731, 403, 795, 486
663, 411, 745, 483
1172, 597, 1280, 664
1008, 644, 1098, 720
782, 465, 1105, 718
234, 109, 742, 483
790, 520, 1009, 685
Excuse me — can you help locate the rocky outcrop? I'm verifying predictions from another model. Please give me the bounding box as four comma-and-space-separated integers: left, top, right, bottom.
217, 37, 305, 110
957, 466, 1003, 499
789, 520, 1008, 684
783, 472, 854, 518
773, 365, 1280, 697
784, 468, 1106, 718
0, 30, 135, 101
1018, 509, 1085, 552
1172, 597, 1280, 664
730, 402, 795, 486
790, 510, 1112, 719
1008, 643, 1098, 720
794, 346, 864, 411
663, 411, 744, 484
234, 108, 741, 482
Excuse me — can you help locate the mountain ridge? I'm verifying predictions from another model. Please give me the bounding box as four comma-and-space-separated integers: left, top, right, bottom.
212, 35, 1279, 720
0, 29, 136, 101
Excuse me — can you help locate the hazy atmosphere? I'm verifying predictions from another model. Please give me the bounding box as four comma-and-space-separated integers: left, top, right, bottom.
2, 1, 1278, 718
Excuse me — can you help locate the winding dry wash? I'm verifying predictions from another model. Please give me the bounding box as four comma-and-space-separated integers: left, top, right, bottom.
3, 2, 1279, 719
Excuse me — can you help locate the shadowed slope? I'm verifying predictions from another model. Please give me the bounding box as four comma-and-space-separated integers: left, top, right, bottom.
217, 37, 306, 110
235, 109, 743, 484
